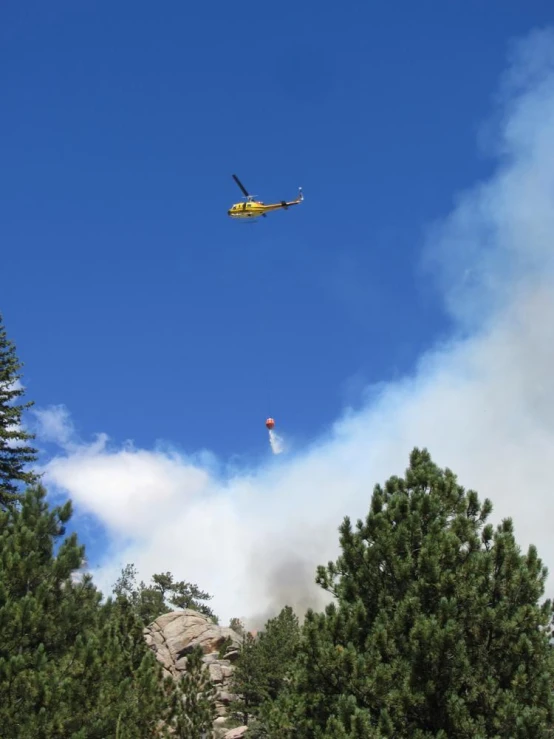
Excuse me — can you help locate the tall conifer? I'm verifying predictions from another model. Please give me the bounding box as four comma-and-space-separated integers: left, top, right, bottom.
0, 484, 208, 737
230, 606, 301, 733
0, 485, 100, 737
279, 448, 554, 739
0, 313, 39, 506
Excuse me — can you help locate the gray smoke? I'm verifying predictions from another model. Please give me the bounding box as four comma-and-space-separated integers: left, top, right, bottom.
245, 553, 334, 630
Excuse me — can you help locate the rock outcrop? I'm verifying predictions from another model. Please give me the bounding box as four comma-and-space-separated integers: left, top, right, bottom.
144, 609, 246, 737
223, 727, 248, 739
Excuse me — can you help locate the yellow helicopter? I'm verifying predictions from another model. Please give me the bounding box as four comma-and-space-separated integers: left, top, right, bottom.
227, 174, 303, 220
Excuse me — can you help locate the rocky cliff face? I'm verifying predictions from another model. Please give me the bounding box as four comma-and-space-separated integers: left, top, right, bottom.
144, 609, 248, 738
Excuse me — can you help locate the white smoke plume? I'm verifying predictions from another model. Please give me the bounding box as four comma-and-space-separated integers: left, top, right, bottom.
35, 27, 554, 627
268, 429, 285, 455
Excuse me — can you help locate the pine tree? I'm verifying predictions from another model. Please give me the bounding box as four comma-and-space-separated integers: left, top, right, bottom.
230, 606, 301, 733
0, 485, 184, 738
283, 448, 554, 738
166, 645, 217, 738
80, 595, 179, 738
113, 564, 218, 625
230, 631, 264, 726
229, 617, 246, 635
0, 313, 39, 507
0, 484, 101, 737
167, 575, 218, 622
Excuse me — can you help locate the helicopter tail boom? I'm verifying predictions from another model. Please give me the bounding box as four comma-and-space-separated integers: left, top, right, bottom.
281, 188, 303, 208
286, 187, 303, 206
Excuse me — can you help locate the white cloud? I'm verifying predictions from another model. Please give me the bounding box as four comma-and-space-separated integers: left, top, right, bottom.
40, 27, 554, 628
33, 404, 76, 449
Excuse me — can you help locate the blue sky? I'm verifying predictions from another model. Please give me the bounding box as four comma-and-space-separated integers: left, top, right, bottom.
3, 2, 554, 624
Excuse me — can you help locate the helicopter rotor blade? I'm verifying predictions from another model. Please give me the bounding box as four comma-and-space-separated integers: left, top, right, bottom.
232, 174, 250, 198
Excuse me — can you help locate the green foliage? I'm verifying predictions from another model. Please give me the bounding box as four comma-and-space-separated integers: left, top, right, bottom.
0, 484, 216, 737
281, 448, 554, 738
230, 631, 261, 725
113, 563, 218, 625
0, 313, 39, 507
85, 595, 177, 738
0, 484, 100, 736
229, 616, 246, 636
218, 635, 234, 659
165, 645, 217, 738
230, 605, 301, 733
